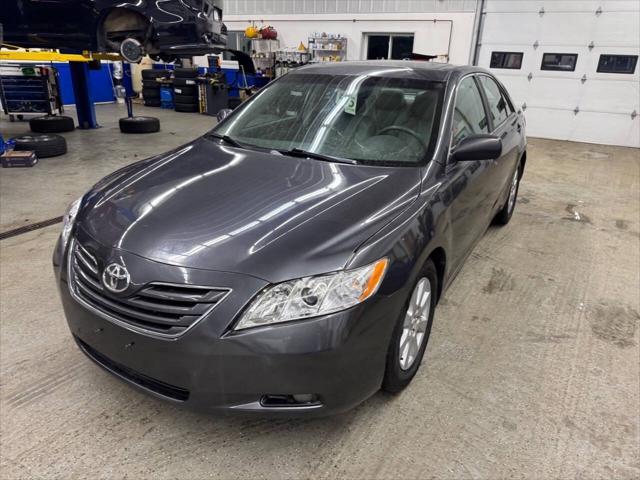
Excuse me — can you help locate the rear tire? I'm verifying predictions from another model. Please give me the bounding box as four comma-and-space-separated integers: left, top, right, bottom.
382, 260, 438, 394
29, 115, 75, 133
13, 134, 67, 158
119, 116, 160, 133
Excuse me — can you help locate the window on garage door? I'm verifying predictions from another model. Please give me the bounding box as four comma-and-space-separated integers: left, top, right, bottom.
541, 53, 578, 72
597, 54, 638, 74
478, 75, 512, 129
451, 77, 489, 146
490, 52, 523, 69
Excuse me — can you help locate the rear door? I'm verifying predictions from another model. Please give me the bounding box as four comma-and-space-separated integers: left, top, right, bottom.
476, 74, 521, 213
446, 75, 495, 272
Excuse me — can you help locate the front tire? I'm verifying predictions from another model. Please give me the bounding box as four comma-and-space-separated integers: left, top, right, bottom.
382, 259, 438, 393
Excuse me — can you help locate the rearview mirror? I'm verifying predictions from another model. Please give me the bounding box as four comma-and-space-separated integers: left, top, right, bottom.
451, 134, 502, 162
216, 108, 233, 122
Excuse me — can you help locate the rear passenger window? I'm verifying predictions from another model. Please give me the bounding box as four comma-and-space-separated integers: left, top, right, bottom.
452, 77, 489, 146
478, 76, 511, 128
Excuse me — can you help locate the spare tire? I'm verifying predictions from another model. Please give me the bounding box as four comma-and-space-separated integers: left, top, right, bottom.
173, 77, 197, 87
144, 99, 161, 107
119, 116, 160, 133
142, 69, 171, 79
174, 94, 197, 104
142, 79, 160, 88
13, 134, 67, 157
29, 115, 75, 133
173, 85, 197, 96
173, 67, 198, 78
175, 103, 199, 113
142, 88, 160, 99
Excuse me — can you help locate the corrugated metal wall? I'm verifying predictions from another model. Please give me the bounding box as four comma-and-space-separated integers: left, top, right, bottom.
225, 0, 479, 15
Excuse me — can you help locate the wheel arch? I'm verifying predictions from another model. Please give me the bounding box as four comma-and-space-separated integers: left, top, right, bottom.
425, 247, 446, 304
518, 150, 527, 179
96, 6, 151, 51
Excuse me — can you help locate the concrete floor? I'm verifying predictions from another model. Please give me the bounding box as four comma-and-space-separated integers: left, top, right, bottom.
1, 105, 639, 479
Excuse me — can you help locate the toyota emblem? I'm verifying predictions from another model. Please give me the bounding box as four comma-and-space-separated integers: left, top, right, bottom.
102, 263, 130, 293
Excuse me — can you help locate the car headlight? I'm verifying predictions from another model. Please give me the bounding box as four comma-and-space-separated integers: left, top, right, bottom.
60, 196, 82, 252
234, 258, 388, 330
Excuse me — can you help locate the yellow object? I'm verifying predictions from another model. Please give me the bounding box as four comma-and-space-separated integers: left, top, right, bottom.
297, 41, 307, 52
245, 25, 258, 38
0, 49, 121, 62
359, 258, 389, 302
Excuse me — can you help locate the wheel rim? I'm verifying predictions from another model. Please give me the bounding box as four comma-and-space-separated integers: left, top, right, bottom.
507, 167, 519, 212
399, 277, 431, 371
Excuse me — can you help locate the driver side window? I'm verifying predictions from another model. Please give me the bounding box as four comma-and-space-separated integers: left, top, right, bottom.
452, 77, 488, 146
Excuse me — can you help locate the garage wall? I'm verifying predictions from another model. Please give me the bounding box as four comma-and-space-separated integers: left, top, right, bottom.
223, 1, 479, 65
476, 0, 640, 147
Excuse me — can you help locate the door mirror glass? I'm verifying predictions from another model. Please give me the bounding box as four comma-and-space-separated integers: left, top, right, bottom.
216, 108, 233, 122
451, 134, 502, 162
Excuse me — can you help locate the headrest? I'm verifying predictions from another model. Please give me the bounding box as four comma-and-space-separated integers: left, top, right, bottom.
409, 91, 438, 116
372, 89, 406, 111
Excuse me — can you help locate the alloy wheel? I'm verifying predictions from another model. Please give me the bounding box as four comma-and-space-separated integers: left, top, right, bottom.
399, 277, 432, 370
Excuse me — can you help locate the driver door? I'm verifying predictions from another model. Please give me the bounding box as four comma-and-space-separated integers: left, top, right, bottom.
446, 75, 496, 272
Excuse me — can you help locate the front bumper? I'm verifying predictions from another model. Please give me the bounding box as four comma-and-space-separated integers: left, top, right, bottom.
53, 237, 403, 417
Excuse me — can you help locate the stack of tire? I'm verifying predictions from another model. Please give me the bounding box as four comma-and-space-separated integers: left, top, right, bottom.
141, 69, 171, 107
173, 68, 199, 113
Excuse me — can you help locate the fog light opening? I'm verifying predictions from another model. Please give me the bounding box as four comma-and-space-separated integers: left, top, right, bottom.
261, 394, 320, 407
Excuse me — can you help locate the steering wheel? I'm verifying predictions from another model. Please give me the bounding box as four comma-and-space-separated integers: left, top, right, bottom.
377, 126, 428, 151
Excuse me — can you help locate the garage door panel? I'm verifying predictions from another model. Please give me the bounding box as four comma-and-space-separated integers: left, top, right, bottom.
481, 14, 539, 44
592, 12, 640, 45
529, 78, 583, 108
579, 80, 640, 111
524, 108, 575, 141
570, 112, 639, 147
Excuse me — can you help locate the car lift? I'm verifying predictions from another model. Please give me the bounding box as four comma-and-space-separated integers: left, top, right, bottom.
0, 48, 122, 129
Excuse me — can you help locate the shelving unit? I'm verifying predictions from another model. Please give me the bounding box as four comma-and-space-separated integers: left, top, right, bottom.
308, 35, 347, 62
250, 38, 279, 78
275, 49, 311, 77
0, 64, 63, 121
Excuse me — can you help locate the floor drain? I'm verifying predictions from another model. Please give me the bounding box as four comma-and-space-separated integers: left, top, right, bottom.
0, 216, 63, 241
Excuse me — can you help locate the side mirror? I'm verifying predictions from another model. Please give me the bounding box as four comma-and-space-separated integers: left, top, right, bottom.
451, 134, 502, 162
216, 108, 233, 122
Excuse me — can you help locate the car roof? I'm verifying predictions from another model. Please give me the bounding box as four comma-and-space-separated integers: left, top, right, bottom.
296, 60, 485, 82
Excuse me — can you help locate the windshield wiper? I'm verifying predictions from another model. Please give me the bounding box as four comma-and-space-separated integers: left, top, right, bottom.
280, 148, 359, 165
206, 132, 245, 148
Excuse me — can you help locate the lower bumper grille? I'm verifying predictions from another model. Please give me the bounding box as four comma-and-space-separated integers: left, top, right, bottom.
75, 336, 190, 401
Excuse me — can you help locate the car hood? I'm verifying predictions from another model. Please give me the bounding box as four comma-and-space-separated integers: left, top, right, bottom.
79, 138, 421, 283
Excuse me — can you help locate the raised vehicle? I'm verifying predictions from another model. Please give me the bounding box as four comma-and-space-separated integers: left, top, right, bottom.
1, 0, 227, 62
53, 61, 526, 416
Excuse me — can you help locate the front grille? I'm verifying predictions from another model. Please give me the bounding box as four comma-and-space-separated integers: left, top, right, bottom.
68, 239, 230, 337
75, 336, 190, 401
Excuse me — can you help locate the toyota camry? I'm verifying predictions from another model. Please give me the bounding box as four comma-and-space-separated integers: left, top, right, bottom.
53, 61, 526, 416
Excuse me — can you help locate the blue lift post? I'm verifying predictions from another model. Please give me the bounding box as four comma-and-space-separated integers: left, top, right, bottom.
68, 61, 99, 129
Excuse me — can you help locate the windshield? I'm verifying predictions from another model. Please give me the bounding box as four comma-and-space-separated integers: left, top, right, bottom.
213, 71, 445, 165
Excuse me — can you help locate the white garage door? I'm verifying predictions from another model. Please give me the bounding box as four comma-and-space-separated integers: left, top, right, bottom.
476, 0, 640, 147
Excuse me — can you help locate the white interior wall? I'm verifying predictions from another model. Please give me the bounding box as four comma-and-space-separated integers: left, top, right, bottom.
223, 13, 477, 64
